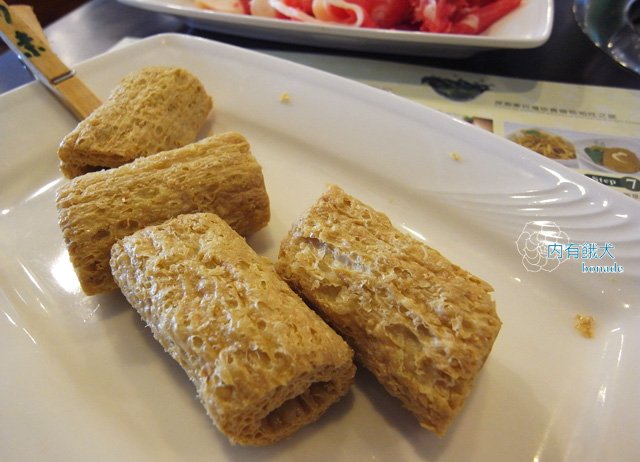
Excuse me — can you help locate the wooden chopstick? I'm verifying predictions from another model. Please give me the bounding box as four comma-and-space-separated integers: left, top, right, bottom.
0, 1, 101, 119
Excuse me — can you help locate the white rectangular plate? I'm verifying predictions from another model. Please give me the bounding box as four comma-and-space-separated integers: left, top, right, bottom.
1, 34, 638, 461
117, 0, 553, 57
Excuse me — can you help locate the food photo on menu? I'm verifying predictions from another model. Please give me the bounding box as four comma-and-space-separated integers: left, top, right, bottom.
0, 1, 639, 461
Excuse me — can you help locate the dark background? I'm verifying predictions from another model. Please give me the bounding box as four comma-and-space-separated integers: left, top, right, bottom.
11, 0, 88, 26
1, 0, 88, 53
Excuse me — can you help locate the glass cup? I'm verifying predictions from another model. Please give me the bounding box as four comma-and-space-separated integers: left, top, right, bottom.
574, 0, 640, 75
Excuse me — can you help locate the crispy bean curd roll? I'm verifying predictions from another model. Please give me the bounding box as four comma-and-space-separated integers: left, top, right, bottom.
276, 185, 501, 436
58, 66, 212, 178
56, 132, 270, 295
110, 213, 356, 446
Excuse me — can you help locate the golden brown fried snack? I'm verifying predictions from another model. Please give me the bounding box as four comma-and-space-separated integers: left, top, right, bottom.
57, 132, 269, 295
110, 213, 356, 446
276, 185, 501, 436
58, 66, 212, 177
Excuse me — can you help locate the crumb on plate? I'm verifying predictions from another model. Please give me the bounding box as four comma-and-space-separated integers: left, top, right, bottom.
575, 314, 595, 339
279, 92, 291, 103
449, 152, 462, 161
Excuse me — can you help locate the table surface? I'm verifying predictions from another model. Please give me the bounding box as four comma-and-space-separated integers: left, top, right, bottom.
2, 0, 640, 95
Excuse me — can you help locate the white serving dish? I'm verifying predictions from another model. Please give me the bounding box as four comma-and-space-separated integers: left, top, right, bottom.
118, 0, 554, 57
0, 33, 638, 461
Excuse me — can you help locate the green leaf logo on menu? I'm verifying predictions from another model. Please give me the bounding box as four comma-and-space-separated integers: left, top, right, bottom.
420, 75, 491, 102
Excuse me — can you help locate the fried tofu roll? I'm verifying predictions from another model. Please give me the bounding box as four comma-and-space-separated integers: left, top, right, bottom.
110, 213, 356, 446
56, 132, 270, 295
276, 185, 501, 436
57, 66, 212, 178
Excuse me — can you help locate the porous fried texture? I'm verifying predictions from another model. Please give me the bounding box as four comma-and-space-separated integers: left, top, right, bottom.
56, 132, 270, 295
110, 213, 356, 446
59, 160, 94, 178
276, 185, 501, 436
57, 66, 212, 178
